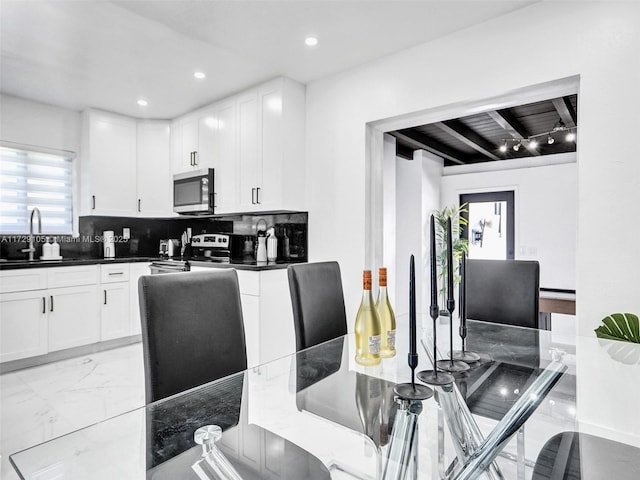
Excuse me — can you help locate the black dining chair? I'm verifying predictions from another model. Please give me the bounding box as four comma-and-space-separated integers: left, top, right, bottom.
466, 258, 540, 329
287, 261, 348, 351
138, 269, 247, 403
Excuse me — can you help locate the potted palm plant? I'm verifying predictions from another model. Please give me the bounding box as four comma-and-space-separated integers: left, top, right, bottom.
432, 204, 469, 317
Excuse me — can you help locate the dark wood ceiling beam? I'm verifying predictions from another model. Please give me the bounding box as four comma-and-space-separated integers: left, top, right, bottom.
489, 109, 540, 156
390, 130, 466, 165
552, 97, 577, 128
396, 143, 414, 161
435, 120, 501, 161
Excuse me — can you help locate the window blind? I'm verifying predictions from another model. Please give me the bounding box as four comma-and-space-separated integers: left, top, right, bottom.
0, 145, 74, 235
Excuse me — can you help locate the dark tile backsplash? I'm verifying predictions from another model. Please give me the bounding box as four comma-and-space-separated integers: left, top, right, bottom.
1, 212, 307, 261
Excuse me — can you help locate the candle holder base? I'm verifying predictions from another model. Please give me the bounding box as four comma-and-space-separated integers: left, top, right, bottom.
451, 350, 481, 363
394, 383, 434, 401
436, 359, 470, 373
417, 369, 454, 386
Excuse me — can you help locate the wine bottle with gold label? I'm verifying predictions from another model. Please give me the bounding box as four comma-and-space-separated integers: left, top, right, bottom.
376, 267, 397, 358
355, 270, 382, 366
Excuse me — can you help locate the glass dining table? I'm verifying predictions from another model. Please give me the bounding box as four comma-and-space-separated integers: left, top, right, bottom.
9, 315, 640, 479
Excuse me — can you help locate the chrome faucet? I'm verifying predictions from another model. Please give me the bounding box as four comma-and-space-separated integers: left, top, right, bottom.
21, 207, 42, 261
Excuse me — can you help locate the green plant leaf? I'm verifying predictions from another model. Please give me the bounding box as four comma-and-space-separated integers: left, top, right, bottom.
594, 313, 640, 343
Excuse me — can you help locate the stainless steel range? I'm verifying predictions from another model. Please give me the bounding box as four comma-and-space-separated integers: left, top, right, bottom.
190, 233, 243, 263
149, 260, 189, 274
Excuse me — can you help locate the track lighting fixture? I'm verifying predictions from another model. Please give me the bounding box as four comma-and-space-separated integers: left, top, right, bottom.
500, 123, 576, 153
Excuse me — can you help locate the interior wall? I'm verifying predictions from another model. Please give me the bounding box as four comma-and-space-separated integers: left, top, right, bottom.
305, 1, 640, 337
440, 159, 577, 290
395, 154, 422, 318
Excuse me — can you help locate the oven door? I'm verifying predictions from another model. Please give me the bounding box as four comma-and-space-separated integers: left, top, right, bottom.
173, 168, 214, 214
149, 261, 189, 274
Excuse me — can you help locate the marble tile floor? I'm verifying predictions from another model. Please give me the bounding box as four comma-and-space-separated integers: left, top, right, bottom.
0, 343, 145, 480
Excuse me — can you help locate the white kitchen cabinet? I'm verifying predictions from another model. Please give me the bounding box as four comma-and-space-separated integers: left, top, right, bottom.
252, 269, 295, 365
171, 77, 305, 214
129, 262, 151, 336
0, 265, 100, 362
48, 285, 99, 352
137, 121, 173, 217
171, 108, 217, 175
0, 268, 47, 293
101, 282, 130, 341
213, 99, 238, 214
100, 264, 131, 341
81, 110, 138, 216
240, 293, 260, 368
0, 290, 48, 362
237, 78, 306, 212
237, 89, 260, 211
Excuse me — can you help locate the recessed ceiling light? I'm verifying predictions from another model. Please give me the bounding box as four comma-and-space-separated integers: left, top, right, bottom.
137, 99, 148, 106
194, 72, 206, 80
305, 36, 318, 47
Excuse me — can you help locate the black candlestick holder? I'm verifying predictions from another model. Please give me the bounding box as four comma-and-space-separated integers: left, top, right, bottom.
417, 304, 454, 386
451, 252, 480, 363
436, 299, 470, 373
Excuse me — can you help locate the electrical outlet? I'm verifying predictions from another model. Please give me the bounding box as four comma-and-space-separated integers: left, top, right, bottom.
123, 228, 130, 240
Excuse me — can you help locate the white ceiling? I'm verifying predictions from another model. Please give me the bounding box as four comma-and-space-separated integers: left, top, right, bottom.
1, 1, 537, 119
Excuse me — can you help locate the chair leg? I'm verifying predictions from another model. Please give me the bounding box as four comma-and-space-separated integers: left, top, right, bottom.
517, 426, 526, 480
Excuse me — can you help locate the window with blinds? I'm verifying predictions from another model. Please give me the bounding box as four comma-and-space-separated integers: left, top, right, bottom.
0, 145, 74, 235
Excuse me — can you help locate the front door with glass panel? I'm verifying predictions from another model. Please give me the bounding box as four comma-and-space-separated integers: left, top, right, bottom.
460, 191, 514, 260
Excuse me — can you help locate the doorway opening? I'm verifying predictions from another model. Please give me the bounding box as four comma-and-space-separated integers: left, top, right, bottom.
460, 191, 515, 260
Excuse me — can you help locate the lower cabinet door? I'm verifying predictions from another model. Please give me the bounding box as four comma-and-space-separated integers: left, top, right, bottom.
240, 293, 260, 368
101, 282, 131, 341
129, 263, 151, 336
0, 291, 48, 362
48, 285, 100, 352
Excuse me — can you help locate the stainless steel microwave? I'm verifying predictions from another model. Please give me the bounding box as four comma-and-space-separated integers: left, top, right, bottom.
173, 168, 215, 215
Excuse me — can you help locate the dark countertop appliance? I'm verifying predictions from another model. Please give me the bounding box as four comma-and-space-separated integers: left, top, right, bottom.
173, 168, 215, 215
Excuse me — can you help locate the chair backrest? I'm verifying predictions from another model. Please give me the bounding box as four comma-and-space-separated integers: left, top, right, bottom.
138, 269, 247, 403
466, 259, 540, 329
287, 261, 348, 351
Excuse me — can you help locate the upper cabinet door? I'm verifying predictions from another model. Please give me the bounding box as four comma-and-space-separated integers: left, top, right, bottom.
197, 107, 218, 170
237, 90, 259, 211
137, 121, 173, 217
82, 110, 137, 216
255, 85, 284, 211
181, 117, 199, 170
214, 99, 238, 214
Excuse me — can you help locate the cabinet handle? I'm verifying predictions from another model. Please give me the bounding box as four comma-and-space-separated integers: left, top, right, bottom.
193, 151, 198, 166
251, 188, 256, 204
92, 195, 96, 210
50, 295, 54, 312
189, 152, 193, 166
42, 297, 46, 314
108, 271, 124, 276
104, 290, 107, 305
138, 199, 141, 212
214, 192, 217, 208
256, 187, 261, 204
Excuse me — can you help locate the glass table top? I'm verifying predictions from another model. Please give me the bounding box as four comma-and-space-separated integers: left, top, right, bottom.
9, 317, 640, 479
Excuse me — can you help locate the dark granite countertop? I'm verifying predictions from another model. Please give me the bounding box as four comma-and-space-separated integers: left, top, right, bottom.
0, 256, 306, 271
188, 259, 305, 271
0, 256, 158, 270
